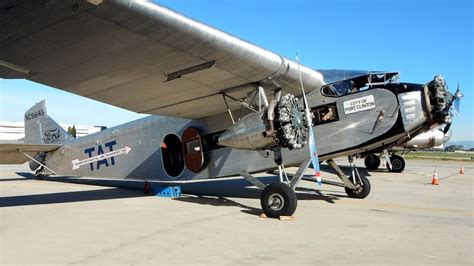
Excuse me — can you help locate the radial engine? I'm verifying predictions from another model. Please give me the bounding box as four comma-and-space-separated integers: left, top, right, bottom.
218, 94, 309, 151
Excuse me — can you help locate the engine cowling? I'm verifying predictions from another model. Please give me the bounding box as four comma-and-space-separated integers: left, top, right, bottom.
218, 94, 308, 150
401, 128, 449, 149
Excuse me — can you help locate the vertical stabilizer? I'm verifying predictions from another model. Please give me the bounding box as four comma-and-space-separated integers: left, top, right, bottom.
24, 100, 72, 144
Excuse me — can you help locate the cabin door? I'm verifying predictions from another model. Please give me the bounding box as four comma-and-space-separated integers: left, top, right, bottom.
182, 127, 204, 172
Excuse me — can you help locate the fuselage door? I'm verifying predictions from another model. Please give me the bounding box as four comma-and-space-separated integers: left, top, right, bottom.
182, 127, 204, 172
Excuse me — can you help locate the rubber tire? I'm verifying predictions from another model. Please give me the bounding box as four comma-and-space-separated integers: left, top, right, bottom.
345, 175, 371, 199
364, 154, 381, 170
261, 183, 297, 218
386, 155, 405, 173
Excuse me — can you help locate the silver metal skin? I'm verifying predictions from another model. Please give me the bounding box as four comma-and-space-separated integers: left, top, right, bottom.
398, 91, 426, 133
0, 0, 323, 119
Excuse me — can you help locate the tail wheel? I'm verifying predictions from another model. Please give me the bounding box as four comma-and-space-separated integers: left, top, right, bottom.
364, 154, 381, 170
260, 183, 297, 218
387, 155, 405, 173
345, 175, 371, 199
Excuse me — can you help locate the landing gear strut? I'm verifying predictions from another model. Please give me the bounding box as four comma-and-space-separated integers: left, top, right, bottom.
327, 156, 371, 199
261, 149, 297, 218
241, 149, 300, 218
243, 155, 372, 217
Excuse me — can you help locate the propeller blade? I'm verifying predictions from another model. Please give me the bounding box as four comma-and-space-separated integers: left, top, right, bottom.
296, 54, 322, 185
443, 122, 452, 135
308, 126, 322, 185
454, 98, 460, 116
453, 84, 463, 116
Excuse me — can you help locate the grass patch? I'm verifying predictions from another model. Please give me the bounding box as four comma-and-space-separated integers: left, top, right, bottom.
403, 151, 473, 161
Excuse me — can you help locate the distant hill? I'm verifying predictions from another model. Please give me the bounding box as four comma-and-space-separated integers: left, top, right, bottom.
447, 140, 474, 150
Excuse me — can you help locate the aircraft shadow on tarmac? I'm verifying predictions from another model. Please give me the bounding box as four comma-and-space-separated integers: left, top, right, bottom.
2, 165, 369, 211
0, 187, 145, 208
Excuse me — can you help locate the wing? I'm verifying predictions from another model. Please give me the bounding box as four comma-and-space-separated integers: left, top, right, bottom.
0, 143, 60, 164
0, 0, 324, 118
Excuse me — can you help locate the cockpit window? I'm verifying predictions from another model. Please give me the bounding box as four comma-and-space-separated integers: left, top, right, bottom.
321, 84, 339, 97
321, 72, 399, 97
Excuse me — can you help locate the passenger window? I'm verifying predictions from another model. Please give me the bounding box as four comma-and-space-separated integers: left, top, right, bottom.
182, 127, 205, 173
312, 104, 338, 125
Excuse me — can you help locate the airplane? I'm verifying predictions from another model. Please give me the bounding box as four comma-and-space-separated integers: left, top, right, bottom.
0, 0, 459, 218
362, 125, 453, 172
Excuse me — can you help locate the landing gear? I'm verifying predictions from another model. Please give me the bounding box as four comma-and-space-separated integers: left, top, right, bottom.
34, 166, 47, 180
386, 154, 405, 173
364, 154, 381, 170
259, 149, 297, 218
326, 156, 371, 199
345, 175, 371, 199
243, 155, 372, 218
345, 155, 371, 198
260, 183, 297, 218
241, 154, 310, 218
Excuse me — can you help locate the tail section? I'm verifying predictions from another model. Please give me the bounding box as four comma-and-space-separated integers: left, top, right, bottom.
24, 100, 72, 144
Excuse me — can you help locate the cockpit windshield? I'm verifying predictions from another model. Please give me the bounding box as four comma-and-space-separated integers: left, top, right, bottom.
321, 72, 399, 97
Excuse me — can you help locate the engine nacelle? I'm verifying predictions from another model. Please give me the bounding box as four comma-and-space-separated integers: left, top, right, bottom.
218, 94, 308, 150
401, 128, 450, 149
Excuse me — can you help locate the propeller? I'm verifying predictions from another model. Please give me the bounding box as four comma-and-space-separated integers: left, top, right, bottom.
443, 123, 451, 135
453, 83, 463, 116
295, 54, 322, 186
443, 83, 463, 135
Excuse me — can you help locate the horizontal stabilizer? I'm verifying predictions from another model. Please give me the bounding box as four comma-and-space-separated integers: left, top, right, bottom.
0, 142, 60, 164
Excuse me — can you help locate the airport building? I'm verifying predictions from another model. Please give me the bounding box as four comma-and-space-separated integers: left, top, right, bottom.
0, 121, 106, 141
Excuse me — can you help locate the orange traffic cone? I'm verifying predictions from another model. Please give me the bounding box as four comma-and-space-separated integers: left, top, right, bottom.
460, 165, 465, 175
431, 170, 439, 185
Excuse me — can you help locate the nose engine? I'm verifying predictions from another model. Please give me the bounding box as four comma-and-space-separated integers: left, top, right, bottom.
398, 75, 454, 133
425, 75, 454, 125
218, 94, 308, 150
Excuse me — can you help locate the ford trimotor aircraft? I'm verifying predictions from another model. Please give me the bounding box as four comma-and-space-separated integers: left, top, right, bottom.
0, 1, 460, 217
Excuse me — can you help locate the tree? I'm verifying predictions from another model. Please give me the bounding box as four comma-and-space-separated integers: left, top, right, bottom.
71, 125, 76, 138
67, 125, 77, 138
445, 145, 464, 152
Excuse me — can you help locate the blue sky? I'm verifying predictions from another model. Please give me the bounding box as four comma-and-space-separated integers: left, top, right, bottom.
0, 0, 472, 140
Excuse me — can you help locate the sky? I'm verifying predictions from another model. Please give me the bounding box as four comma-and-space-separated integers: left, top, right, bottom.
0, 0, 472, 141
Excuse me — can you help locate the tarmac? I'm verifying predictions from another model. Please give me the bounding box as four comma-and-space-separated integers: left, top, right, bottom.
1, 159, 473, 265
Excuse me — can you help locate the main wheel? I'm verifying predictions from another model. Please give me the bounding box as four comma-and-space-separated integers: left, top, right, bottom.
386, 155, 405, 173
345, 175, 371, 199
364, 154, 381, 170
260, 183, 297, 218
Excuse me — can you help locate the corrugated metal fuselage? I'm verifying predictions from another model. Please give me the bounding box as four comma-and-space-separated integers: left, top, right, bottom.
44, 87, 405, 181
